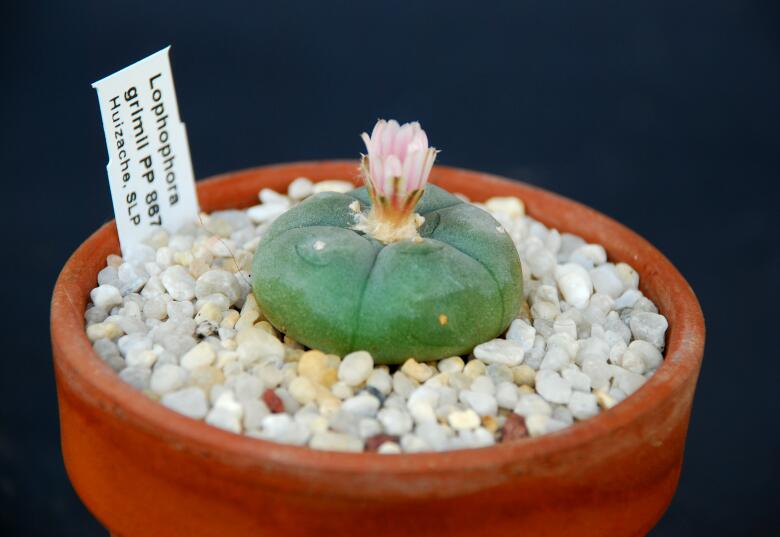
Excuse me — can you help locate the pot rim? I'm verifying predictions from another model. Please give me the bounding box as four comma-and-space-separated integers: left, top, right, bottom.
51, 160, 705, 477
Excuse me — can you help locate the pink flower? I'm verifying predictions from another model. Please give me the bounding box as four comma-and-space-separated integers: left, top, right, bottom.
360, 119, 438, 222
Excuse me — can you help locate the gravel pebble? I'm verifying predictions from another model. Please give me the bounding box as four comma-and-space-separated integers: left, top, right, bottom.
161, 386, 208, 419
554, 263, 593, 309
160, 266, 196, 301
341, 393, 381, 417
459, 390, 498, 416
437, 356, 465, 374
339, 351, 374, 386
310, 431, 363, 452
288, 177, 314, 200
181, 342, 216, 370
448, 409, 481, 430
258, 414, 310, 445
535, 370, 573, 404
473, 339, 525, 366
195, 270, 241, 305
377, 407, 413, 436
90, 284, 123, 309
568, 391, 599, 419
313, 180, 354, 194
629, 312, 669, 350
401, 358, 434, 382
118, 366, 151, 390
514, 393, 553, 417
150, 364, 188, 395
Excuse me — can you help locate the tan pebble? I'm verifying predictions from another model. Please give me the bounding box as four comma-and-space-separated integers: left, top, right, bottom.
331, 381, 353, 400
313, 179, 354, 194
595, 389, 617, 409
378, 442, 402, 454
310, 431, 363, 452
320, 368, 338, 388
427, 372, 450, 387
86, 322, 123, 341
255, 362, 283, 388
525, 415, 548, 437
517, 385, 535, 395
401, 358, 434, 382
482, 415, 500, 434
512, 364, 536, 386
106, 254, 123, 268
463, 359, 486, 379
485, 196, 525, 217
188, 366, 224, 391
220, 259, 237, 273
324, 354, 341, 368
189, 258, 210, 278
220, 310, 240, 329
234, 311, 259, 332
195, 302, 222, 324
299, 351, 328, 379
309, 415, 329, 433
255, 321, 275, 335
313, 354, 340, 387
127, 350, 157, 368
318, 395, 341, 417
173, 251, 193, 266
313, 383, 334, 402
289, 377, 317, 404
437, 356, 465, 374
221, 257, 244, 273
518, 302, 531, 322
448, 409, 481, 430
235, 325, 285, 365
181, 341, 216, 370
234, 296, 261, 331
241, 294, 260, 315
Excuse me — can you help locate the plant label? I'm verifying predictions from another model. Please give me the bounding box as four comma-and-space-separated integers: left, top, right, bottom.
93, 47, 199, 256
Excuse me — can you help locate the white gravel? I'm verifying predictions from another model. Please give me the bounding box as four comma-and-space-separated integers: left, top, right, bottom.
84, 176, 669, 453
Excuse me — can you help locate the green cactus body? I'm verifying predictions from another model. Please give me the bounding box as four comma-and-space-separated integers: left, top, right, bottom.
251, 184, 523, 364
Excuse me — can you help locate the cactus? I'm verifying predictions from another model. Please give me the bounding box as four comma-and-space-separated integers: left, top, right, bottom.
251, 121, 522, 363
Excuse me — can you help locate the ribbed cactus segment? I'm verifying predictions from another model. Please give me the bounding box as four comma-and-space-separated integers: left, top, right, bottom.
251, 185, 522, 364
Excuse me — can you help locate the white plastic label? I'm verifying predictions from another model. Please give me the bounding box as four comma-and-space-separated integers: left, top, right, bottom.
93, 47, 199, 256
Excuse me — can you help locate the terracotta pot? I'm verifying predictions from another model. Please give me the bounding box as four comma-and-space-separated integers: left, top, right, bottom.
51, 161, 705, 537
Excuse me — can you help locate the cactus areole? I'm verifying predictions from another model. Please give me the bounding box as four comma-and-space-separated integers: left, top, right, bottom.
251, 120, 523, 363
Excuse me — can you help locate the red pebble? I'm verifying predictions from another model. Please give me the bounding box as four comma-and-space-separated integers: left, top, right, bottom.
501, 413, 528, 442
262, 389, 285, 413
365, 434, 399, 452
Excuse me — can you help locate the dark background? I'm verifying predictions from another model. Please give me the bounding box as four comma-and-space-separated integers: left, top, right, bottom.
2, 1, 778, 535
